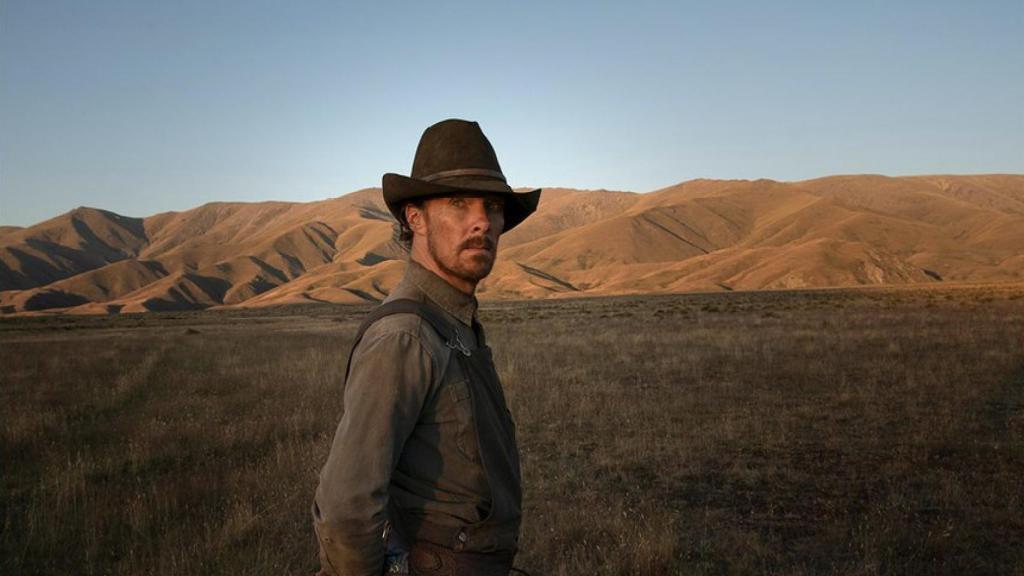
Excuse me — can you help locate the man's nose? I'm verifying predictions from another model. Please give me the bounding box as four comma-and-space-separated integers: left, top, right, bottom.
468, 200, 491, 234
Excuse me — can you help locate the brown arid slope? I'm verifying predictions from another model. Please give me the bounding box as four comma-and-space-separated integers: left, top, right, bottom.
1, 174, 1022, 315
0, 208, 148, 291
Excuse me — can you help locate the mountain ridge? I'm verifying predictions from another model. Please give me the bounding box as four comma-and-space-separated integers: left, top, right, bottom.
2, 174, 1022, 315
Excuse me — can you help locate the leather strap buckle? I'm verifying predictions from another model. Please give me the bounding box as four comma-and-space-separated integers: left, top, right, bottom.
446, 329, 472, 357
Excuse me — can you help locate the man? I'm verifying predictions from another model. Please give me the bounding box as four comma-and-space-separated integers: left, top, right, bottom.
313, 119, 541, 576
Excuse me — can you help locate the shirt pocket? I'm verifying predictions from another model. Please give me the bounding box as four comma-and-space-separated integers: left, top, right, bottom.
448, 379, 481, 463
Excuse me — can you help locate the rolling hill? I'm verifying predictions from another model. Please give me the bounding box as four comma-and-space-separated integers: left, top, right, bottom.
2, 174, 1022, 314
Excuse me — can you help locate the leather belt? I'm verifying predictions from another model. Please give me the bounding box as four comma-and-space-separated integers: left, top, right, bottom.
406, 517, 519, 554
408, 540, 514, 576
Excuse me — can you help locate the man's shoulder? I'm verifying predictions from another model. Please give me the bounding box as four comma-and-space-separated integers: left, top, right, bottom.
361, 279, 451, 343
357, 304, 449, 363
360, 310, 432, 342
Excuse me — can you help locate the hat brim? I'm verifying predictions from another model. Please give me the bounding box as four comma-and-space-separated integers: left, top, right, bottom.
383, 173, 541, 233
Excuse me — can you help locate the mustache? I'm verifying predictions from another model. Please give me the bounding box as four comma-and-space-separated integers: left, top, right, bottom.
460, 236, 495, 251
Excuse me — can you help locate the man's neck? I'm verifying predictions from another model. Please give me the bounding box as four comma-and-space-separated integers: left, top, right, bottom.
409, 251, 477, 296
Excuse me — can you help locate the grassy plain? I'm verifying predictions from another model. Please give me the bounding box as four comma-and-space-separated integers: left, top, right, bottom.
2, 283, 1023, 575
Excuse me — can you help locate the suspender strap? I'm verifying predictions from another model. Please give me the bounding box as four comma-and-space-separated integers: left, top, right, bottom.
343, 298, 470, 384
353, 299, 457, 343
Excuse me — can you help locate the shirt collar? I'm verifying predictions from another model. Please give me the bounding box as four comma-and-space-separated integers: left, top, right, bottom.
404, 259, 478, 327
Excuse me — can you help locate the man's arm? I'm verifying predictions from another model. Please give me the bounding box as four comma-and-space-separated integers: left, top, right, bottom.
313, 325, 435, 576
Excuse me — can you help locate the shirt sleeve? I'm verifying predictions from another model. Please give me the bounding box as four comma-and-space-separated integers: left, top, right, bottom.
313, 325, 435, 576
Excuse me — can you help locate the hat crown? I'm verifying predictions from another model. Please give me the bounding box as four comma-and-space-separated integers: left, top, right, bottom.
381, 118, 541, 233
410, 119, 504, 181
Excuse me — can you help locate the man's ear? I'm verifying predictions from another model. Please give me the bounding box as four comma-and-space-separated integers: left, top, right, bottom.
405, 202, 426, 235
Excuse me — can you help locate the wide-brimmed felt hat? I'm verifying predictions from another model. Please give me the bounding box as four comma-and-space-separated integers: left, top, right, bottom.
383, 119, 541, 233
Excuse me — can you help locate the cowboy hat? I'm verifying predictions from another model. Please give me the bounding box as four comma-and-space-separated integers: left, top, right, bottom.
382, 119, 541, 232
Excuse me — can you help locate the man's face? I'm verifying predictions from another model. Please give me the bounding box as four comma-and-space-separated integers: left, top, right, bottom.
417, 194, 505, 285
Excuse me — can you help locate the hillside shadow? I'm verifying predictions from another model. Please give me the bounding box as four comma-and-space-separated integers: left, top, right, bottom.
24, 290, 90, 311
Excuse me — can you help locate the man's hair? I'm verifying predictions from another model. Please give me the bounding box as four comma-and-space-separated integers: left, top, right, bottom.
394, 199, 425, 251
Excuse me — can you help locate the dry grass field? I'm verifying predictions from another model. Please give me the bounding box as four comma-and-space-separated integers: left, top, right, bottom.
2, 283, 1023, 575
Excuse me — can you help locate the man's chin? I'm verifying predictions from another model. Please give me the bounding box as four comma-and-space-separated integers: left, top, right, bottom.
456, 256, 495, 281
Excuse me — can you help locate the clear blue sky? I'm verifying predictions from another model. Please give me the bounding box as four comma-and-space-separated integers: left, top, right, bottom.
2, 1, 1022, 227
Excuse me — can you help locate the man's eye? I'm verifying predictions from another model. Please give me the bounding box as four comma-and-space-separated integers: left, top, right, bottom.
450, 197, 465, 207
486, 200, 504, 212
